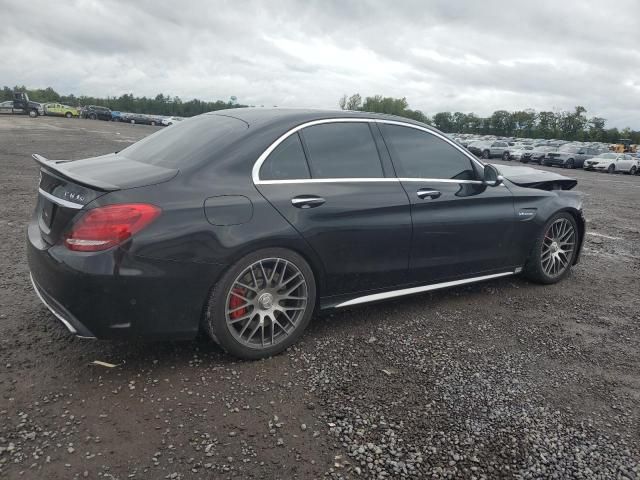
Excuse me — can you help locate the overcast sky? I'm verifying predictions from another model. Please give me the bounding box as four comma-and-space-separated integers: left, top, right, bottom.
2, 0, 640, 127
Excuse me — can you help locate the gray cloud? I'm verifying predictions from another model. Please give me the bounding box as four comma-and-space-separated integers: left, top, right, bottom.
1, 0, 639, 127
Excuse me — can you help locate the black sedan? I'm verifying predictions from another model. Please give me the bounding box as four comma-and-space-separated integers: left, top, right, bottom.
80, 105, 112, 121
124, 113, 163, 126
27, 109, 585, 359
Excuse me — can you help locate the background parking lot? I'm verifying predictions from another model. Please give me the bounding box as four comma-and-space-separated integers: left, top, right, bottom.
1, 117, 638, 479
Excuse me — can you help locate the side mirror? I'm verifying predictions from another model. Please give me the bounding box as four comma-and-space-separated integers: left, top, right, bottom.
483, 164, 504, 187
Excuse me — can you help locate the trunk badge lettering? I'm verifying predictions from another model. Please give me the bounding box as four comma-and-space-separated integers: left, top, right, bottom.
64, 192, 85, 202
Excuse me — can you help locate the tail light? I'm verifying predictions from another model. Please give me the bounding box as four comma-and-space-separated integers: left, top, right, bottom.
64, 203, 161, 252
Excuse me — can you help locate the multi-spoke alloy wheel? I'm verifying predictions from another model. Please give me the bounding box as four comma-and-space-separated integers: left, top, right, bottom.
523, 212, 579, 285
225, 258, 308, 349
204, 248, 316, 359
540, 217, 576, 278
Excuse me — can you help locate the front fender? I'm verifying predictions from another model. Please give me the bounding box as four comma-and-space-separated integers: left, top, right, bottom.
509, 184, 585, 266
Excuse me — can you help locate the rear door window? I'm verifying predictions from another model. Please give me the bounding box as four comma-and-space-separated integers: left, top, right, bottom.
380, 124, 476, 180
260, 133, 310, 180
301, 122, 384, 178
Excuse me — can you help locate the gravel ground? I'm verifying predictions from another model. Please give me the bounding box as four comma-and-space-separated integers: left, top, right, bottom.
0, 116, 638, 479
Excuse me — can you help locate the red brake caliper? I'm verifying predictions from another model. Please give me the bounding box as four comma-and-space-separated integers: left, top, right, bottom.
229, 288, 247, 319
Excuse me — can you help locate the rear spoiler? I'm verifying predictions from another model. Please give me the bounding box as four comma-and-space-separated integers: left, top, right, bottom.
32, 154, 119, 191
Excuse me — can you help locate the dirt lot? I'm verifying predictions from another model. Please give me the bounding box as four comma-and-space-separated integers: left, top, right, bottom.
1, 116, 638, 479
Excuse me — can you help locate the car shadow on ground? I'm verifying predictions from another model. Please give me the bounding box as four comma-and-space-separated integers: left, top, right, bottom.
56, 274, 531, 372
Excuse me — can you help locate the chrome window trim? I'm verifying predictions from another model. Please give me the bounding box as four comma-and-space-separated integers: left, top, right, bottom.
256, 177, 484, 185
38, 188, 84, 209
252, 117, 485, 185
334, 271, 515, 308
257, 178, 399, 185
398, 178, 483, 185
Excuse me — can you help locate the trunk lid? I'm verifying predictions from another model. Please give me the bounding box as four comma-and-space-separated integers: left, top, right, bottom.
33, 153, 178, 246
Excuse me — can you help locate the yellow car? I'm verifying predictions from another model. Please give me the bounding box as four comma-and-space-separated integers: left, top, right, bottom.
44, 103, 80, 118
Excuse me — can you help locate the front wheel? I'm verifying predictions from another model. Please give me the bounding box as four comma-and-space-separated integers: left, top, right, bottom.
28, 109, 38, 118
482, 150, 490, 159
523, 213, 578, 284
628, 166, 636, 175
607, 164, 615, 174
203, 248, 317, 360
502, 151, 510, 161
65, 112, 72, 118
566, 159, 574, 169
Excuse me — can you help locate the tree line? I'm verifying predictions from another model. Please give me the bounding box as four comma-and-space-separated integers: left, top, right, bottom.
2, 86, 637, 144
1, 86, 247, 117
339, 93, 640, 144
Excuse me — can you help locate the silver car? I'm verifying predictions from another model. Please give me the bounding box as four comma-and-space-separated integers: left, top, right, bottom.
467, 140, 510, 160
584, 153, 639, 174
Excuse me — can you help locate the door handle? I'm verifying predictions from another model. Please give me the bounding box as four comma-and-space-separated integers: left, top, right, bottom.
291, 195, 326, 208
416, 189, 441, 200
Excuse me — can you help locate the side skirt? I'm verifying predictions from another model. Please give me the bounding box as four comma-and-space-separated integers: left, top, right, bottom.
329, 270, 519, 309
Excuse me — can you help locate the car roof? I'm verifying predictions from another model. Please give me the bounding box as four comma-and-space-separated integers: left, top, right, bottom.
205, 107, 432, 130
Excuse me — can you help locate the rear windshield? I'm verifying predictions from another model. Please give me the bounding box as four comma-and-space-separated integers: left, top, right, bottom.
118, 114, 248, 168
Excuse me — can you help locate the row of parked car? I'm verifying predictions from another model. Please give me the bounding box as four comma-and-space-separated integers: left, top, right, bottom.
78, 105, 183, 126
458, 136, 640, 175
80, 105, 184, 126
0, 93, 183, 126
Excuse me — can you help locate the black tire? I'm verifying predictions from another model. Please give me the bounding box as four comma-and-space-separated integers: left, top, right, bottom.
203, 248, 317, 360
628, 166, 636, 175
89, 113, 97, 120
482, 150, 490, 159
502, 151, 510, 161
566, 159, 574, 169
607, 164, 615, 174
65, 112, 72, 118
28, 109, 38, 118
151, 121, 156, 126
523, 212, 578, 285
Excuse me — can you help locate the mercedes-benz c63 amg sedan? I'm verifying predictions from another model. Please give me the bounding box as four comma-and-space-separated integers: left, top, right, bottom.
27, 109, 585, 359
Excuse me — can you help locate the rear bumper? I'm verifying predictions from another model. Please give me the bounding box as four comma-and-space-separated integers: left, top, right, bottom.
30, 274, 96, 338
543, 158, 565, 166
467, 148, 482, 156
27, 223, 227, 340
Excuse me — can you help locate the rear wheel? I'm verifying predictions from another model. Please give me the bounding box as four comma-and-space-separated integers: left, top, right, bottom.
523, 212, 578, 284
566, 158, 574, 169
482, 150, 490, 159
607, 164, 615, 174
204, 248, 316, 360
502, 151, 509, 161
